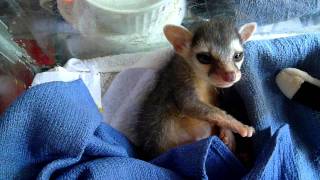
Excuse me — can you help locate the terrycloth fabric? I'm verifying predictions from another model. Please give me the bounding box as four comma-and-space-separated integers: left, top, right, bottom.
0, 80, 245, 179
188, 0, 320, 26
236, 0, 320, 25
31, 58, 102, 110
238, 33, 320, 179
1, 34, 320, 179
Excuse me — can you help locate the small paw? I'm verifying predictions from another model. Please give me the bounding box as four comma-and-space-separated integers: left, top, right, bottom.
239, 125, 255, 137
220, 129, 236, 152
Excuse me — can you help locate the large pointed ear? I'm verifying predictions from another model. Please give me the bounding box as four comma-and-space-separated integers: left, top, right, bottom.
238, 22, 257, 42
163, 25, 192, 53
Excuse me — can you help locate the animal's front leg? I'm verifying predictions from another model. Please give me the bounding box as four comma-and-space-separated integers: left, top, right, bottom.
210, 108, 255, 138
219, 128, 236, 152
175, 90, 255, 138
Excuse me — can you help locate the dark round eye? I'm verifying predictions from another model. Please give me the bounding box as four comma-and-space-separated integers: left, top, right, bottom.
233, 52, 243, 62
196, 53, 212, 64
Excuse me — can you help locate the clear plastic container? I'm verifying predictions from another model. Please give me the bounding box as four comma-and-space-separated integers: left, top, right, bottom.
0, 20, 38, 114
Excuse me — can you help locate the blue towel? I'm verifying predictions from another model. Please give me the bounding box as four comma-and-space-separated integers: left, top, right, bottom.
0, 80, 246, 179
187, 0, 320, 25
239, 33, 320, 179
1, 34, 320, 179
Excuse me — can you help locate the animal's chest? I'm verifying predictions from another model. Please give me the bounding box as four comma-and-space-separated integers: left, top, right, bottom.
194, 80, 217, 105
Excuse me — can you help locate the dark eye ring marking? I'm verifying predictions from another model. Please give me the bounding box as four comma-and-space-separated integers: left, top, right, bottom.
233, 52, 244, 62
196, 52, 212, 64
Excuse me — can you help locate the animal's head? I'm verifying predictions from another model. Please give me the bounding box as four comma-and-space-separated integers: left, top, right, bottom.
164, 20, 256, 88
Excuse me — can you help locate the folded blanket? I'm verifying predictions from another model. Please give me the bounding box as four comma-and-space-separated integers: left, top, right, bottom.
238, 33, 320, 179
1, 34, 320, 179
0, 80, 246, 179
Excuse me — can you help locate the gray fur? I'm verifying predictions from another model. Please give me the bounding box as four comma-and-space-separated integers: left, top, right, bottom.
192, 18, 242, 58
135, 18, 252, 160
135, 55, 197, 159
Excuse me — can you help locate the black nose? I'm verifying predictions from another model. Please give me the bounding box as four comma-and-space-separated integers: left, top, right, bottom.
222, 72, 236, 82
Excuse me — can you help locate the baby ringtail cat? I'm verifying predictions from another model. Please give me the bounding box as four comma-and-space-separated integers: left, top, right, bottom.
136, 19, 257, 159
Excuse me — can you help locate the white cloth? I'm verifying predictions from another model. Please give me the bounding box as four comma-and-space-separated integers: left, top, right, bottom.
31, 58, 102, 110
31, 48, 173, 113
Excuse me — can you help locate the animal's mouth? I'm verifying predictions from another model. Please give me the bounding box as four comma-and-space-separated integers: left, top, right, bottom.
209, 72, 240, 88
213, 81, 235, 88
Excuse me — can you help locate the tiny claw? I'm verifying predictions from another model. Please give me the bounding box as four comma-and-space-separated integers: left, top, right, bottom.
247, 127, 255, 137
239, 125, 255, 137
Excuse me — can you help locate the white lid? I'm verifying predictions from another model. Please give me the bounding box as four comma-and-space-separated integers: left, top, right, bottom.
87, 0, 169, 13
